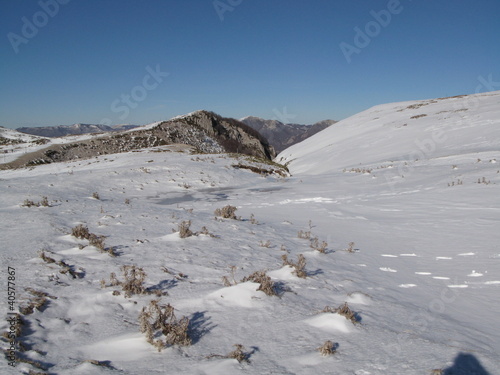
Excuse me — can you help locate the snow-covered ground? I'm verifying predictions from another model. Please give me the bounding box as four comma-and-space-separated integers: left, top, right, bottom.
1, 92, 499, 374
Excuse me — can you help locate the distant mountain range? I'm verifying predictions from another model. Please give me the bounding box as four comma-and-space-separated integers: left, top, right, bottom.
16, 116, 337, 153
240, 117, 336, 152
16, 123, 139, 138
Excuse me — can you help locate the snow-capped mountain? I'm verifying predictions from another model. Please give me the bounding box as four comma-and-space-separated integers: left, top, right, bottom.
16, 123, 139, 138
240, 116, 336, 153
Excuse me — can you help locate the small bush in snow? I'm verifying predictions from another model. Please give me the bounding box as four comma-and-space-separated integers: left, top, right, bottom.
214, 205, 238, 219
40, 196, 50, 207
322, 302, 360, 324
297, 230, 311, 239
316, 340, 337, 356
92, 191, 100, 200
139, 300, 192, 351
71, 224, 91, 239
259, 240, 271, 248
282, 254, 307, 278
310, 237, 328, 253
178, 220, 193, 238
345, 242, 356, 253
241, 270, 278, 296
71, 224, 114, 256
206, 344, 251, 363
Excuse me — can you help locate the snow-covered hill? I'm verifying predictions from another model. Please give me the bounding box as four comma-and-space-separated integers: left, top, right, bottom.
0, 92, 499, 374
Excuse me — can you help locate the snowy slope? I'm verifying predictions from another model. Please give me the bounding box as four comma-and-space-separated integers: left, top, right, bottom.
1, 92, 499, 375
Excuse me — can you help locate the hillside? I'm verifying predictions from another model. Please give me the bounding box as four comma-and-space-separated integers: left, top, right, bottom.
240, 117, 336, 153
0, 93, 499, 374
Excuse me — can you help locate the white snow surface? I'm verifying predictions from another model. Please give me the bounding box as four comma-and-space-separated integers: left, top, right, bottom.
1, 92, 499, 374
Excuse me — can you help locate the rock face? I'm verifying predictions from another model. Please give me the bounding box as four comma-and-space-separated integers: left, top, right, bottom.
16, 124, 139, 138
170, 111, 275, 159
240, 116, 336, 153
7, 110, 276, 168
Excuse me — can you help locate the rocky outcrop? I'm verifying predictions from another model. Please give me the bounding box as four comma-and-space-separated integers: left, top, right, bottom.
5, 110, 275, 168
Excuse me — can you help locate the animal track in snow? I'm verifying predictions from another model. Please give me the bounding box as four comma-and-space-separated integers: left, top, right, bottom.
379, 267, 397, 273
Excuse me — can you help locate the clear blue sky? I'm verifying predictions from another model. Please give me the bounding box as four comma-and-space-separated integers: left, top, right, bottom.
1, 0, 499, 128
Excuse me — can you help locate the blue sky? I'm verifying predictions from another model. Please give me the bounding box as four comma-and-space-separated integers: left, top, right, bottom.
1, 0, 499, 128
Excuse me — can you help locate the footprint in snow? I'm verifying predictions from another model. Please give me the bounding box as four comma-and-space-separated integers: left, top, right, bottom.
432, 276, 450, 280
467, 270, 483, 277
415, 272, 432, 275
458, 252, 475, 256
398, 284, 417, 288
379, 267, 397, 273
448, 284, 468, 288
381, 254, 398, 258
436, 257, 453, 260
484, 281, 500, 285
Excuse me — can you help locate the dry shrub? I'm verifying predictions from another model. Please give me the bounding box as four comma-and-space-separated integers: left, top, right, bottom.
19, 289, 56, 315
139, 300, 191, 351
259, 240, 271, 248
345, 242, 356, 253
430, 370, 444, 375
83, 360, 115, 369
227, 344, 250, 363
178, 220, 193, 238
71, 224, 90, 239
241, 271, 277, 296
206, 344, 251, 363
317, 340, 337, 356
322, 302, 360, 324
92, 192, 100, 200
282, 254, 307, 278
40, 196, 50, 207
214, 205, 238, 219
22, 199, 39, 207
297, 230, 311, 239
250, 214, 258, 224
38, 250, 56, 264
310, 237, 328, 253
71, 224, 114, 256
222, 266, 238, 287
120, 265, 147, 297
